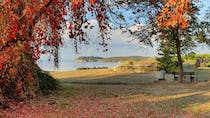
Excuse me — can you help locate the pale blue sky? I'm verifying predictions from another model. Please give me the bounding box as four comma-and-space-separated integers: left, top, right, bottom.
39, 0, 210, 63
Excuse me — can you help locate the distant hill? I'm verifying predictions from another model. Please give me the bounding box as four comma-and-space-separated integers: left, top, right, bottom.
75, 56, 103, 62
75, 56, 151, 62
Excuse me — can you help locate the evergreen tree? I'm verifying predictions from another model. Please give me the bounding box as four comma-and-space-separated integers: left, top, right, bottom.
156, 38, 177, 73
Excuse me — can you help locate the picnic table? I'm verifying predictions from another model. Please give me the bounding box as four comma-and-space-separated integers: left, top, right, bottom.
172, 71, 198, 82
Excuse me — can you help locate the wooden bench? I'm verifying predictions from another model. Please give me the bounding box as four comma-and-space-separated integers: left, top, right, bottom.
172, 71, 198, 82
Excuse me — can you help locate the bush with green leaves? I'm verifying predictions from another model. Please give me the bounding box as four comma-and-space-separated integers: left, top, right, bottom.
157, 40, 178, 73
36, 70, 60, 93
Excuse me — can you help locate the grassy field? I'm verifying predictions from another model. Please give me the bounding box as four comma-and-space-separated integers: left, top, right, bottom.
1, 69, 210, 117
50, 69, 157, 84
50, 67, 210, 83
51, 69, 210, 117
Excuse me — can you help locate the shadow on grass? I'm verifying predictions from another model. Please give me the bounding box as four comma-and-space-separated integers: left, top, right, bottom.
60, 72, 158, 85
55, 70, 210, 117
100, 81, 210, 116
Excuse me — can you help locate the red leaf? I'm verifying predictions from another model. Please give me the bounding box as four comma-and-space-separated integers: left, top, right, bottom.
89, 0, 96, 5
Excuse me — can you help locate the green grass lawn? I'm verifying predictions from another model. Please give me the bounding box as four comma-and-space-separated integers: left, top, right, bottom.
51, 67, 210, 84
61, 72, 157, 84
50, 69, 158, 84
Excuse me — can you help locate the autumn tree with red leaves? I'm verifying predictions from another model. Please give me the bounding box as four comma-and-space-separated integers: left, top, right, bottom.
0, 0, 112, 101
0, 0, 65, 101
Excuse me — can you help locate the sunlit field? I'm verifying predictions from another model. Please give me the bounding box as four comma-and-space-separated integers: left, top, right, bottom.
1, 68, 210, 117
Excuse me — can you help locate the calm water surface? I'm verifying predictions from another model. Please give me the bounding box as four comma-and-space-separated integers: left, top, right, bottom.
37, 60, 119, 71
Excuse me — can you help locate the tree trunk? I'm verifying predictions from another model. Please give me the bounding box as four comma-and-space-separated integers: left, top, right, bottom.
174, 28, 184, 83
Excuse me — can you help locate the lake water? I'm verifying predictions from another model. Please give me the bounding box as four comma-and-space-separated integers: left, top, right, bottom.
37, 60, 119, 71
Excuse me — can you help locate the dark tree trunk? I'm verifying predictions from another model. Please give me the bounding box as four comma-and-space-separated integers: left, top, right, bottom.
174, 27, 184, 83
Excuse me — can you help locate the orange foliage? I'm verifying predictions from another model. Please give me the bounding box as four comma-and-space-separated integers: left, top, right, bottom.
89, 0, 96, 5
157, 0, 194, 30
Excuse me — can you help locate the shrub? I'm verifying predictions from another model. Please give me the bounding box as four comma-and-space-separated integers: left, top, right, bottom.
0, 64, 59, 103
36, 70, 60, 93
